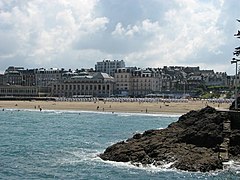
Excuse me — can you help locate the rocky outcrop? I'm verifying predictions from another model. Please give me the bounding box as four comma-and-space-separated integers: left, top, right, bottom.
99, 106, 240, 172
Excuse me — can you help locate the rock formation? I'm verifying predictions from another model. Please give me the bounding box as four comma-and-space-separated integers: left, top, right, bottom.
99, 106, 240, 172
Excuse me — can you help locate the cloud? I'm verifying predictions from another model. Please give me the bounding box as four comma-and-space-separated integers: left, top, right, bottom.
0, 0, 108, 67
0, 0, 239, 74
99, 0, 227, 70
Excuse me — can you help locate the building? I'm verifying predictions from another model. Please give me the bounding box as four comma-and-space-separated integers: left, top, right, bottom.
4, 66, 24, 85
19, 69, 37, 86
0, 85, 39, 97
95, 60, 125, 77
114, 67, 134, 96
0, 74, 4, 85
3, 66, 37, 86
131, 68, 162, 97
114, 67, 163, 97
204, 72, 228, 86
51, 72, 114, 97
35, 68, 67, 87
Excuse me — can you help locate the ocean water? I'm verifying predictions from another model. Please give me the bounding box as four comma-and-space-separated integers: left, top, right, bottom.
0, 109, 239, 180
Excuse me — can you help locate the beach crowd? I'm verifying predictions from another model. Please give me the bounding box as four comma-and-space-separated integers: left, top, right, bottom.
55, 97, 234, 104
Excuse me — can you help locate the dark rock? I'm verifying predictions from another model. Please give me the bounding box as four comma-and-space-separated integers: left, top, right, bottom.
229, 97, 240, 110
99, 106, 240, 172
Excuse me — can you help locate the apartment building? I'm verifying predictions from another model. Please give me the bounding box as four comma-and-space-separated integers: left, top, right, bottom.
131, 68, 162, 97
0, 74, 4, 85
204, 72, 228, 86
4, 66, 37, 86
20, 69, 37, 86
114, 68, 135, 96
95, 60, 125, 77
4, 66, 24, 85
114, 68, 163, 97
35, 68, 67, 87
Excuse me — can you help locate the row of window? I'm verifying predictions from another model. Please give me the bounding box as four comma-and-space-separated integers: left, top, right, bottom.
66, 80, 102, 83
116, 84, 129, 87
0, 89, 37, 93
54, 90, 110, 94
53, 84, 110, 91
115, 78, 159, 83
116, 75, 128, 78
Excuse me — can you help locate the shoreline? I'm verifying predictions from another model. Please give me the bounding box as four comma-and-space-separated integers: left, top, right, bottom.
0, 99, 231, 115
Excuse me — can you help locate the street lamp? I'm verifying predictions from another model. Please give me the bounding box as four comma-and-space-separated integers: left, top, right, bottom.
230, 19, 240, 110
231, 57, 240, 110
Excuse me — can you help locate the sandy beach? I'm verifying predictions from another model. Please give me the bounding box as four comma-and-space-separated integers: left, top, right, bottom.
0, 99, 231, 115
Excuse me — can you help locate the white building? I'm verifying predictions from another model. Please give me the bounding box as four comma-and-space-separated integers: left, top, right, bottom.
95, 60, 125, 77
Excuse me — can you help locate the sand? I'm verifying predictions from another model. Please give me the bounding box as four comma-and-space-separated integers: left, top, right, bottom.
0, 100, 231, 115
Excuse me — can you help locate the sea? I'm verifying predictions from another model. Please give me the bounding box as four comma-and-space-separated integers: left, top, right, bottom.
0, 109, 240, 180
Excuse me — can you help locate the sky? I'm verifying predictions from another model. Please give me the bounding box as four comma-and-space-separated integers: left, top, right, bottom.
0, 0, 239, 75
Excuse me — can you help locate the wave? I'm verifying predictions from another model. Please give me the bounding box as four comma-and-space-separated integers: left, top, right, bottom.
99, 158, 240, 178
1, 108, 180, 118
52, 147, 182, 173
115, 112, 180, 118
223, 160, 240, 173
54, 148, 101, 166
99, 159, 182, 174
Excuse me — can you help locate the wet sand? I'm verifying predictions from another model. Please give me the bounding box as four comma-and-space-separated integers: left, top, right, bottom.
0, 100, 231, 115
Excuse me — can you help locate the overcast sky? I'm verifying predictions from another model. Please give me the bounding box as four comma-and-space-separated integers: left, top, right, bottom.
0, 0, 239, 74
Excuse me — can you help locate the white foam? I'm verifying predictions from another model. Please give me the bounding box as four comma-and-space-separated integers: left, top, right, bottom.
1, 108, 180, 118
55, 148, 101, 165
116, 112, 180, 118
100, 159, 178, 173
223, 160, 240, 171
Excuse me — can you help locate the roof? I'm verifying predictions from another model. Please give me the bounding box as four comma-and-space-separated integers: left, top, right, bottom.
93, 72, 113, 79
